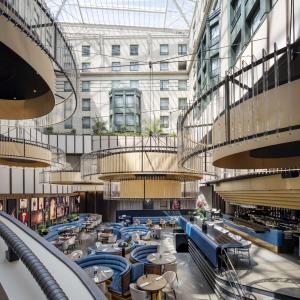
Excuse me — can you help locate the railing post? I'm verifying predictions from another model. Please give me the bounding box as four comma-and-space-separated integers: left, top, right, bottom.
287, 38, 291, 83
224, 74, 231, 142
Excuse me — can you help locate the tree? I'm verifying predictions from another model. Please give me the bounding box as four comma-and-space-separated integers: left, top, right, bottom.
92, 118, 107, 135
143, 118, 162, 136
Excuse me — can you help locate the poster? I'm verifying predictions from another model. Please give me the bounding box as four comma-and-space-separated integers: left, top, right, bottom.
6, 199, 17, 217
31, 198, 38, 211
56, 205, 65, 218
171, 200, 181, 209
38, 197, 44, 210
20, 198, 28, 209
143, 199, 153, 210
18, 212, 29, 225
65, 196, 70, 206
0, 200, 3, 211
49, 197, 56, 220
44, 197, 50, 210
31, 211, 43, 225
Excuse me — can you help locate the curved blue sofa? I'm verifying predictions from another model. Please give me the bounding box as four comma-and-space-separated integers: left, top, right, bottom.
88, 243, 136, 256
76, 254, 131, 296
119, 225, 148, 241
130, 245, 158, 263
133, 216, 178, 225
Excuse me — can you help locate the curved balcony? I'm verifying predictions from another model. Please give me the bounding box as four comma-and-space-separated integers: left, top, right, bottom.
0, 0, 77, 125
0, 133, 65, 168
179, 40, 300, 171
81, 137, 200, 199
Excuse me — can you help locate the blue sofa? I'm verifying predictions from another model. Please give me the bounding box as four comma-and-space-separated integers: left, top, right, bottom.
76, 254, 131, 296
119, 225, 148, 241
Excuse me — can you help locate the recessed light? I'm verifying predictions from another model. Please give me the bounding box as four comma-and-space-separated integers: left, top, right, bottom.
33, 89, 37, 93
13, 97, 16, 100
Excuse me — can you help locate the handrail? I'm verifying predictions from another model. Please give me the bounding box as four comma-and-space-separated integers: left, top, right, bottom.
0, 211, 106, 300
0, 220, 68, 300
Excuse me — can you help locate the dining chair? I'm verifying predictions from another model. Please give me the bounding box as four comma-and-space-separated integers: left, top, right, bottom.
107, 235, 117, 244
164, 263, 178, 281
141, 231, 151, 241
129, 283, 150, 300
132, 232, 140, 243
162, 271, 177, 299
69, 250, 83, 260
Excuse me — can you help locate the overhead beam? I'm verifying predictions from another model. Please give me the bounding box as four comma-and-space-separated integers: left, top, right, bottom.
55, 0, 68, 20
172, 0, 190, 28
77, 0, 84, 23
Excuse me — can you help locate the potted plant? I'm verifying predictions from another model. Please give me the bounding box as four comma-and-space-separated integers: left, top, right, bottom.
188, 211, 194, 222
37, 224, 48, 236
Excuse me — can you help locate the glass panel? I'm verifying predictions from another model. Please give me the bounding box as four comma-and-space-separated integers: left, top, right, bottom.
82, 117, 91, 129
126, 95, 135, 107
115, 114, 124, 125
160, 98, 169, 110
112, 62, 121, 71
160, 62, 169, 71
160, 44, 169, 55
160, 80, 169, 91
82, 98, 91, 111
130, 80, 139, 88
112, 45, 120, 56
178, 44, 187, 55
178, 80, 187, 91
82, 45, 90, 56
130, 45, 139, 55
126, 114, 135, 126
114, 95, 124, 108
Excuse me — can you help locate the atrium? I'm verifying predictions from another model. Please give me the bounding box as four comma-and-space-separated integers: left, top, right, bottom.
0, 0, 300, 299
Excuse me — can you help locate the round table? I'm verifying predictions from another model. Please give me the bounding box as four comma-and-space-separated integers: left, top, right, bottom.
147, 253, 176, 265
137, 274, 167, 300
128, 230, 146, 236
85, 266, 114, 284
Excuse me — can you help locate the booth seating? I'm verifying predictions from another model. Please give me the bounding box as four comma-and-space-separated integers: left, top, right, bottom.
44, 230, 59, 242
130, 245, 161, 275
119, 225, 148, 241
133, 216, 178, 225
76, 254, 131, 297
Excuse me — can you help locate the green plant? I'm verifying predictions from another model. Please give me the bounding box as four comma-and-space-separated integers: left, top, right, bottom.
68, 213, 79, 221
37, 224, 48, 236
143, 118, 162, 136
92, 118, 107, 135
70, 128, 76, 135
193, 208, 205, 218
43, 127, 54, 135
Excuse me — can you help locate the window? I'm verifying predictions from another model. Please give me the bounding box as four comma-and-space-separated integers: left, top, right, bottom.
126, 114, 135, 126
114, 95, 124, 108
160, 80, 169, 91
64, 81, 72, 92
160, 44, 169, 55
178, 61, 187, 70
82, 117, 91, 129
112, 80, 121, 89
64, 62, 71, 70
178, 80, 187, 91
115, 114, 124, 125
160, 116, 169, 128
82, 98, 91, 111
82, 45, 90, 57
81, 62, 90, 72
130, 62, 139, 71
160, 98, 169, 110
210, 56, 219, 77
130, 44, 139, 56
112, 45, 120, 56
210, 23, 219, 42
81, 81, 90, 92
178, 44, 187, 55
247, 4, 260, 35
178, 98, 187, 110
64, 118, 72, 129
130, 80, 139, 89
112, 62, 121, 71
126, 95, 135, 108
46, 30, 52, 47
160, 62, 169, 71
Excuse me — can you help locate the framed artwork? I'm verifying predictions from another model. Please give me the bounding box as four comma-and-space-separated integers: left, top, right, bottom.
6, 199, 17, 217
0, 200, 3, 211
44, 197, 50, 210
143, 199, 153, 210
31, 198, 38, 211
171, 200, 181, 210
19, 212, 29, 225
38, 197, 44, 210
20, 198, 28, 209
65, 196, 70, 206
56, 205, 65, 218
31, 211, 43, 225
49, 198, 57, 220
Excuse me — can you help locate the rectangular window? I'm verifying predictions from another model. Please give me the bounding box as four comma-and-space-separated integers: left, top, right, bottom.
178, 97, 187, 110
160, 116, 169, 128
82, 117, 91, 129
160, 80, 169, 91
115, 114, 124, 125
112, 62, 121, 72
112, 45, 120, 56
46, 30, 52, 47
82, 98, 91, 111
160, 62, 169, 71
210, 56, 219, 77
82, 45, 90, 57
160, 98, 169, 110
178, 61, 187, 70
114, 95, 124, 108
126, 95, 135, 108
130, 80, 139, 89
64, 62, 71, 70
126, 114, 135, 126
112, 80, 121, 89
178, 80, 187, 91
130, 62, 139, 71
210, 23, 219, 42
81, 62, 90, 72
64, 81, 72, 92
64, 117, 72, 129
247, 4, 260, 35
178, 44, 187, 55
160, 44, 169, 55
130, 44, 139, 56
81, 81, 90, 92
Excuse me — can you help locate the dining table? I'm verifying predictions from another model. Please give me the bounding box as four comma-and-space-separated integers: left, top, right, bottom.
147, 252, 176, 265
84, 265, 114, 284
137, 274, 167, 300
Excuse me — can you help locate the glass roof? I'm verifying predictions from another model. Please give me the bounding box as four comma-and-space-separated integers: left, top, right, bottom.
46, 0, 196, 31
